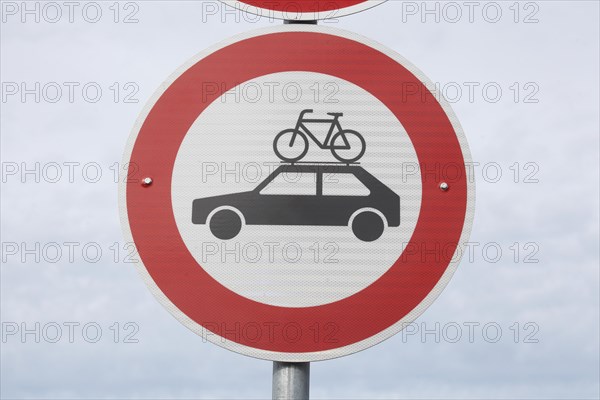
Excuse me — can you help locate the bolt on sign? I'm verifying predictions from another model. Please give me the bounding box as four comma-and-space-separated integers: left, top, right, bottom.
119, 25, 475, 361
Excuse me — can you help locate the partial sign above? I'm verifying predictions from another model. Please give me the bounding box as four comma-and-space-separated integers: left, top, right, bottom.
219, 0, 386, 20
119, 25, 475, 362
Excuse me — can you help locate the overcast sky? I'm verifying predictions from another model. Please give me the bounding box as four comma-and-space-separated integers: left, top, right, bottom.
1, 1, 599, 399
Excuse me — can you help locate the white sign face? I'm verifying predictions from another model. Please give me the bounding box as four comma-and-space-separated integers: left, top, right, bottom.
172, 71, 422, 308
120, 25, 475, 362
218, 0, 387, 21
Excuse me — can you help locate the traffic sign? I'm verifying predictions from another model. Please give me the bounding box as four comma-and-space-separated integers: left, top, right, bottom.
119, 25, 475, 362
219, 0, 386, 20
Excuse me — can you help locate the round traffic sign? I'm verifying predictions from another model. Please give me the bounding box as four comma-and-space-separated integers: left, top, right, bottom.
219, 0, 386, 20
119, 25, 475, 362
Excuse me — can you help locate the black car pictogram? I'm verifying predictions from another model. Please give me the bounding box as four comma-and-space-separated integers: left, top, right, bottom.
192, 163, 400, 242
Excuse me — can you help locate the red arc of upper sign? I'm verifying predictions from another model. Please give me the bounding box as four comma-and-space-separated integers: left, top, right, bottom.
218, 0, 387, 20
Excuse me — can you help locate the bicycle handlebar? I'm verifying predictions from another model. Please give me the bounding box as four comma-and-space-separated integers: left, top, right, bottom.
299, 109, 314, 118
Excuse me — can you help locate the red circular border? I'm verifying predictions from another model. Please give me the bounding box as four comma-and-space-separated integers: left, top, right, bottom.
127, 31, 468, 353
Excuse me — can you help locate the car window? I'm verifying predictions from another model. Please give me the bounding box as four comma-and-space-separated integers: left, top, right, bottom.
322, 172, 370, 196
259, 170, 317, 195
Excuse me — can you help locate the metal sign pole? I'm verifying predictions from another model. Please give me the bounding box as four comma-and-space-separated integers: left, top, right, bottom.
284, 20, 318, 25
272, 362, 310, 400
270, 17, 316, 400
276, 8, 319, 386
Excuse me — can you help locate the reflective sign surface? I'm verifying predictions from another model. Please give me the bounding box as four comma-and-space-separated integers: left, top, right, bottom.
119, 25, 475, 361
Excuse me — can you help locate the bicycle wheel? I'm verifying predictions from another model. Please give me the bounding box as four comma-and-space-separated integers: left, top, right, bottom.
273, 129, 309, 162
330, 130, 366, 163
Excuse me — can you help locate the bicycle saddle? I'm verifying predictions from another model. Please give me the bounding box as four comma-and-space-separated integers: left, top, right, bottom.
327, 112, 344, 117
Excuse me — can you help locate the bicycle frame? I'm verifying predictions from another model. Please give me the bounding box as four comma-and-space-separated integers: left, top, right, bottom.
293, 115, 350, 149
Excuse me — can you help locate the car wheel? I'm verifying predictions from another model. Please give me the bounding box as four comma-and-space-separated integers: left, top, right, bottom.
352, 211, 385, 242
209, 209, 242, 240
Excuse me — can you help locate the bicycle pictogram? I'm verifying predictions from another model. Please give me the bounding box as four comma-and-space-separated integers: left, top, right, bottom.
273, 109, 366, 163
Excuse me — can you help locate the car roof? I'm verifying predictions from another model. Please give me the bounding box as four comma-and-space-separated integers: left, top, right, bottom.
274, 162, 366, 174
254, 162, 388, 193
272, 162, 383, 186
